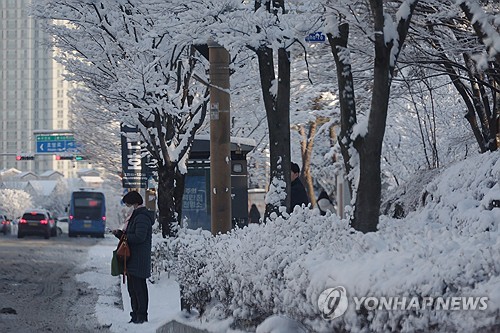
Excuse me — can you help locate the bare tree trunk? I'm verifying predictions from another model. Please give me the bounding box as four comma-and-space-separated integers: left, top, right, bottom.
327, 23, 357, 191
174, 170, 185, 231
157, 163, 177, 238
327, 1, 418, 232
253, 0, 291, 219
350, 0, 395, 233
298, 123, 316, 208
259, 47, 291, 219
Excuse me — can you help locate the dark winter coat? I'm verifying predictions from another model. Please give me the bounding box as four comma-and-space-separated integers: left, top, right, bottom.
249, 204, 261, 223
290, 178, 309, 210
124, 206, 154, 279
317, 190, 335, 215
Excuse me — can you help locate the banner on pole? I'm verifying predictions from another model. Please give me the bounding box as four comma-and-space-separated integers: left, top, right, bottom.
120, 124, 153, 188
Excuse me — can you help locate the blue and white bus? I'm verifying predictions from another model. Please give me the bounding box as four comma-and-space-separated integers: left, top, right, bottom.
68, 190, 106, 238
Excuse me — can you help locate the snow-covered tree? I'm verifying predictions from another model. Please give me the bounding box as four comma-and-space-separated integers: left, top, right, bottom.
171, 0, 343, 216
402, 0, 500, 153
31, 0, 210, 237
68, 91, 122, 174
30, 0, 498, 235
0, 189, 33, 219
317, 0, 420, 232
43, 179, 70, 217
249, 0, 293, 217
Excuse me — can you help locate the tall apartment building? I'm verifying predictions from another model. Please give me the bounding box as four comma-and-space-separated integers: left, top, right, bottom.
0, 0, 84, 178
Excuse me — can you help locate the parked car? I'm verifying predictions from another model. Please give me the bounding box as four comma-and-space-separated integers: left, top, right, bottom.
18, 209, 57, 239
56, 216, 69, 236
1, 214, 11, 235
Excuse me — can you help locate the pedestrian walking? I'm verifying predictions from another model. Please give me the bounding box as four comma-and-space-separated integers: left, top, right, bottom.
249, 203, 261, 224
290, 162, 309, 212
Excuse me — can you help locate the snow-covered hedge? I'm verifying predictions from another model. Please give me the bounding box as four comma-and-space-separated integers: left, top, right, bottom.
162, 152, 499, 332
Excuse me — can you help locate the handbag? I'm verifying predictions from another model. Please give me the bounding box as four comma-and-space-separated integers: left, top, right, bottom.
116, 234, 130, 260
116, 234, 130, 283
111, 249, 123, 276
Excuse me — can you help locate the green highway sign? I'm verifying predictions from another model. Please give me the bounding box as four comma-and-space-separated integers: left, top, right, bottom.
36, 135, 74, 141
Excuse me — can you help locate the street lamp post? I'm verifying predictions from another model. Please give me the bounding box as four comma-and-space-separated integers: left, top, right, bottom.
208, 40, 232, 235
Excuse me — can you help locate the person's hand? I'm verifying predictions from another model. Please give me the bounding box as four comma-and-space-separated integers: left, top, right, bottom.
112, 229, 123, 238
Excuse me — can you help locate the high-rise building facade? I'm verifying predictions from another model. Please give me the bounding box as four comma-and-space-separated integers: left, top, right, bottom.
0, 0, 81, 177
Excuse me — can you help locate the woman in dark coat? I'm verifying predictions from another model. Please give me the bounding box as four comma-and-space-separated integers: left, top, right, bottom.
290, 162, 310, 211
113, 191, 154, 324
249, 203, 261, 224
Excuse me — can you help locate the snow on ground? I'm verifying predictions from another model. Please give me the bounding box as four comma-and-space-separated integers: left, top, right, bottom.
77, 151, 500, 332
76, 236, 182, 333
77, 236, 248, 332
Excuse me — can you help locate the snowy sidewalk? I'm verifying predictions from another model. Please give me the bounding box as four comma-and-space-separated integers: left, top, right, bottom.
76, 236, 181, 333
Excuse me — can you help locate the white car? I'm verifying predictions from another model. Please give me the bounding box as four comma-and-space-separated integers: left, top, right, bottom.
56, 217, 69, 236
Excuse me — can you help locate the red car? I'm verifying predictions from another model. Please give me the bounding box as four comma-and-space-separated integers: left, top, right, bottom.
1, 215, 11, 235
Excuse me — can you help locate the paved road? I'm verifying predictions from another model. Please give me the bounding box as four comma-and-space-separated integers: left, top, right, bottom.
0, 232, 115, 333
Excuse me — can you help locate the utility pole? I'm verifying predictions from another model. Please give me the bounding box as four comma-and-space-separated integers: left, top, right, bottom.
208, 40, 231, 235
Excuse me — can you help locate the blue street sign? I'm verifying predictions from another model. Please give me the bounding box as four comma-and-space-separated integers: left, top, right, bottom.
36, 135, 77, 154
305, 31, 326, 43
36, 140, 75, 153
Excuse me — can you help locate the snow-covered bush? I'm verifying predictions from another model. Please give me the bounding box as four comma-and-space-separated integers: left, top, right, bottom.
0, 189, 33, 219
163, 152, 499, 332
381, 168, 441, 218
160, 228, 214, 314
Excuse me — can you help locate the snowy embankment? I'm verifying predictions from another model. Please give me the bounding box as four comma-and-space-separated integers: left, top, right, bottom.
161, 152, 499, 332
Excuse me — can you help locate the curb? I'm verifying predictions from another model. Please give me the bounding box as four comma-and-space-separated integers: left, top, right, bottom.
156, 320, 211, 333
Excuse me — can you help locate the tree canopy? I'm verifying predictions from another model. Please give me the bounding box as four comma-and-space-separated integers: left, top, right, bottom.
30, 0, 499, 233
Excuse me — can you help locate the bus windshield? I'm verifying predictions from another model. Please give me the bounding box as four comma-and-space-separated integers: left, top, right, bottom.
73, 195, 104, 220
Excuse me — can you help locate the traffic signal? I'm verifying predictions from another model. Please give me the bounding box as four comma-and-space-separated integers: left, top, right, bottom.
74, 155, 86, 161
55, 155, 73, 160
16, 155, 35, 160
